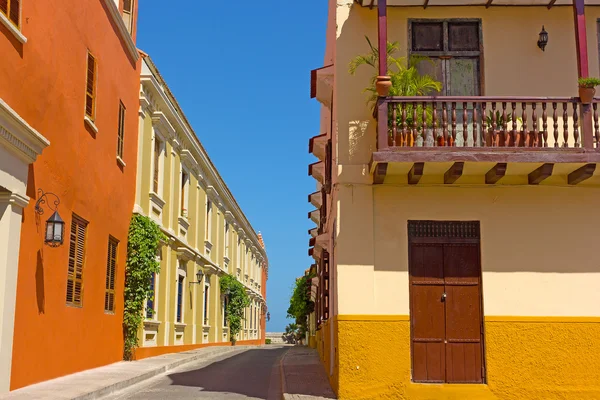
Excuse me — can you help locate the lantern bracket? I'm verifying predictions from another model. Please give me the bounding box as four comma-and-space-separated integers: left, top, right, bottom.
35, 189, 60, 216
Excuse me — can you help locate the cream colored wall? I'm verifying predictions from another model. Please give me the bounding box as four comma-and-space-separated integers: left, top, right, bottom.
335, 184, 600, 317
335, 4, 600, 171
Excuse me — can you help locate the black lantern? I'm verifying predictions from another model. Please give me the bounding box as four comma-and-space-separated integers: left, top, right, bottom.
267, 312, 270, 322
35, 189, 64, 248
45, 211, 65, 247
189, 269, 204, 285
538, 26, 548, 51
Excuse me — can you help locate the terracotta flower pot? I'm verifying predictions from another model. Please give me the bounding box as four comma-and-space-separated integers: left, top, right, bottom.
376, 76, 392, 97
579, 86, 596, 104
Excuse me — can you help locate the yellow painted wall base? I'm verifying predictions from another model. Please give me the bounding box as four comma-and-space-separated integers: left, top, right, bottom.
316, 316, 600, 400
308, 335, 317, 349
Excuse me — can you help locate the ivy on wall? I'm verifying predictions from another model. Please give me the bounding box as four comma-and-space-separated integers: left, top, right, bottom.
123, 214, 166, 360
287, 274, 315, 340
220, 274, 250, 344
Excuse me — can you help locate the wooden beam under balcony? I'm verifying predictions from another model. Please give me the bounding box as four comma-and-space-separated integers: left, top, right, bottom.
444, 162, 464, 184
528, 163, 554, 185
408, 163, 424, 185
374, 163, 388, 184
485, 163, 507, 185
568, 163, 596, 185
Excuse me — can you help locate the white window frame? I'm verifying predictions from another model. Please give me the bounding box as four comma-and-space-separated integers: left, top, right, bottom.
151, 128, 166, 197
203, 275, 210, 326
205, 199, 213, 243
180, 165, 190, 218
175, 263, 186, 324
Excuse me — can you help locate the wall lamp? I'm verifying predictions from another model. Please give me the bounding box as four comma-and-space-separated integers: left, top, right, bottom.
189, 269, 204, 285
538, 26, 548, 51
35, 189, 64, 248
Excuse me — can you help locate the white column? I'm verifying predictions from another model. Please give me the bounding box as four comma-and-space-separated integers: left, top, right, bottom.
0, 192, 28, 392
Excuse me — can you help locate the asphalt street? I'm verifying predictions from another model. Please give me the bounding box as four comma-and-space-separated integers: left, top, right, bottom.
105, 345, 288, 400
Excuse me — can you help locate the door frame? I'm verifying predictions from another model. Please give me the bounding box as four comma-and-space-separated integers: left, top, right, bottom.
408, 18, 485, 96
407, 220, 487, 383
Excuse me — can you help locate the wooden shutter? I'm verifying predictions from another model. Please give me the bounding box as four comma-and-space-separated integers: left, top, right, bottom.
66, 215, 88, 306
117, 102, 125, 159
8, 0, 18, 26
0, 0, 19, 27
85, 52, 97, 120
122, 0, 134, 34
104, 237, 118, 312
153, 139, 160, 193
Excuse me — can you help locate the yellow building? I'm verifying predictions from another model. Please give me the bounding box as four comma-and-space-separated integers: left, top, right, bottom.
134, 56, 268, 358
309, 1, 600, 399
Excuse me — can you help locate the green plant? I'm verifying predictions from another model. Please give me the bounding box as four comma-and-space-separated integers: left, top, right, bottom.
123, 214, 166, 360
220, 274, 250, 344
287, 275, 315, 342
485, 110, 523, 129
578, 77, 600, 88
349, 36, 442, 111
265, 338, 272, 345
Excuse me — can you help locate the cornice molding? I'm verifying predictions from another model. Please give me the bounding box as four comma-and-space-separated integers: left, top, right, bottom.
0, 99, 49, 164
100, 0, 139, 63
0, 191, 30, 208
140, 61, 268, 261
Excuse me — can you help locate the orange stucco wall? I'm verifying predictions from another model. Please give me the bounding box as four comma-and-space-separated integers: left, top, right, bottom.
0, 0, 140, 390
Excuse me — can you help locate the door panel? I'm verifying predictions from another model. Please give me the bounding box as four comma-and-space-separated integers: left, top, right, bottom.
410, 244, 446, 382
409, 223, 484, 384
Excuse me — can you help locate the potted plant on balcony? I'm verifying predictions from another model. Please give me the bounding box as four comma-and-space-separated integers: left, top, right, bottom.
349, 36, 441, 147
578, 77, 600, 104
485, 110, 524, 147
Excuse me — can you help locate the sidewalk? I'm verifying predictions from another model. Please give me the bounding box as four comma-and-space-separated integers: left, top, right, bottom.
0, 345, 249, 400
281, 346, 337, 400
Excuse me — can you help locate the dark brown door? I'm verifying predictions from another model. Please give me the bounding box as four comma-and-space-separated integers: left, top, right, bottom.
409, 221, 484, 384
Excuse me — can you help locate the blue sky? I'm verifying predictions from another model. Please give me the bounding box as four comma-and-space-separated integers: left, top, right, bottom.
137, 1, 327, 332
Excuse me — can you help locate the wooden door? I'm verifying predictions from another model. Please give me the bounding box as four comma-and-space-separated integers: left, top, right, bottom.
409, 221, 484, 384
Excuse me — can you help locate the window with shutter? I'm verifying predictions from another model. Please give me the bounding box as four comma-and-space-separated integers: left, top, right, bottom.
122, 0, 134, 34
104, 237, 118, 313
66, 215, 88, 307
0, 0, 20, 28
117, 102, 125, 160
176, 275, 184, 323
85, 52, 97, 120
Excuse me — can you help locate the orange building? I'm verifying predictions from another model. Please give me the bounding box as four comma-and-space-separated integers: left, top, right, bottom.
0, 0, 141, 391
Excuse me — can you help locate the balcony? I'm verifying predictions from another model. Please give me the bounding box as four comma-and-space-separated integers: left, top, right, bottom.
372, 96, 600, 185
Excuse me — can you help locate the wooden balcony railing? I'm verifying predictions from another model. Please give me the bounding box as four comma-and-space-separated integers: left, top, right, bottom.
377, 97, 600, 151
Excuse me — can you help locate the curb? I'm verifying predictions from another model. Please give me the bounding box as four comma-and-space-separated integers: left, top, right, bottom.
77, 347, 241, 400
279, 348, 290, 400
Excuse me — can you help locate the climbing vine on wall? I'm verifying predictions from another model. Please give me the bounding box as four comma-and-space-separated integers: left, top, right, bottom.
123, 214, 166, 360
220, 275, 250, 344
287, 274, 315, 339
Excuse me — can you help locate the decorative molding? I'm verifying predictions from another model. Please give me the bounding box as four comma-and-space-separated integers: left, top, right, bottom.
176, 247, 195, 261
0, 98, 49, 164
0, 12, 26, 43
100, 0, 139, 63
224, 211, 234, 223
152, 111, 175, 139
0, 191, 30, 208
84, 116, 99, 134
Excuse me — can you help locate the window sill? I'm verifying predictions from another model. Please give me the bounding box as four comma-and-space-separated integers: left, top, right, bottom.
84, 116, 99, 133
178, 216, 190, 231
149, 192, 166, 209
0, 13, 27, 43
117, 156, 126, 167
144, 320, 161, 328
202, 325, 211, 331
174, 322, 186, 329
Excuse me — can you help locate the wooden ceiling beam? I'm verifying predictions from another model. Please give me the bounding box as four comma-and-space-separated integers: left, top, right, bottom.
444, 162, 464, 184
568, 163, 596, 185
547, 0, 557, 9
528, 163, 554, 185
374, 163, 388, 185
423, 0, 429, 9
485, 163, 507, 184
408, 162, 424, 185
486, 0, 494, 8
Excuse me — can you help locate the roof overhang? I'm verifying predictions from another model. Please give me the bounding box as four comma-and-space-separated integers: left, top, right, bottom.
308, 191, 323, 209
308, 209, 321, 225
357, 0, 600, 6
310, 65, 334, 108
309, 133, 327, 161
309, 161, 325, 184
308, 227, 318, 238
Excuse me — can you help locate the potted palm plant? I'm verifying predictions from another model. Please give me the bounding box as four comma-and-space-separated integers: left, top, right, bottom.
349, 36, 441, 146
578, 77, 600, 104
